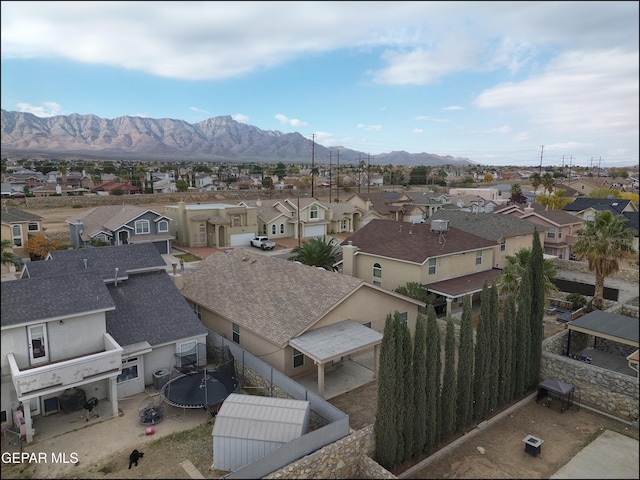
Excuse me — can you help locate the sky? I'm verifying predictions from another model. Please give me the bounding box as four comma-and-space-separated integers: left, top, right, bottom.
1, 1, 638, 168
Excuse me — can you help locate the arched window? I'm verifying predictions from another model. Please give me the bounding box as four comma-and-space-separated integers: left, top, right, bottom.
271, 224, 276, 235
310, 205, 318, 219
280, 223, 285, 234
373, 263, 382, 286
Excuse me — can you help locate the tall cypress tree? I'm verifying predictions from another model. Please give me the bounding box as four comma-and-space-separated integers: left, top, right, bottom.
514, 266, 532, 398
440, 316, 457, 440
375, 313, 399, 469
473, 282, 491, 420
529, 229, 545, 388
487, 282, 500, 416
501, 294, 516, 404
505, 294, 518, 401
412, 314, 428, 456
456, 295, 474, 431
425, 305, 441, 453
398, 314, 414, 463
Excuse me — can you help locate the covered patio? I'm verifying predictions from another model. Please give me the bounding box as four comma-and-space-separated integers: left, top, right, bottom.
426, 268, 502, 316
289, 320, 382, 399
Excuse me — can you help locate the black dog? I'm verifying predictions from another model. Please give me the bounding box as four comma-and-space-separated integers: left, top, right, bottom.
129, 449, 144, 469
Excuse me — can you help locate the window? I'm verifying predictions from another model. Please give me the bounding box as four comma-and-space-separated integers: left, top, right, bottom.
232, 323, 240, 344
428, 258, 437, 275
500, 238, 506, 251
135, 220, 150, 235
476, 250, 483, 265
373, 263, 382, 278
27, 222, 40, 232
194, 223, 206, 244
310, 205, 318, 219
341, 219, 347, 230
280, 223, 285, 234
271, 224, 276, 235
398, 312, 408, 325
262, 224, 267, 235
547, 227, 558, 239
117, 357, 139, 383
232, 215, 241, 227
12, 225, 22, 247
157, 220, 169, 232
193, 303, 201, 321
293, 348, 304, 368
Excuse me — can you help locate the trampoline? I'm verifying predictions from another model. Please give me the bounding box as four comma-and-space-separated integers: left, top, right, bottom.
160, 345, 240, 415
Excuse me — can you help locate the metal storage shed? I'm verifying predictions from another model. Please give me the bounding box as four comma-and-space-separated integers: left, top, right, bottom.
212, 393, 311, 472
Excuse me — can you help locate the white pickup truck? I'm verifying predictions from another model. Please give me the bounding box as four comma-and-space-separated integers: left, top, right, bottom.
250, 236, 276, 250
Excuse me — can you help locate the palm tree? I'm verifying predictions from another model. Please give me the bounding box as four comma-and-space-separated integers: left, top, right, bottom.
289, 236, 340, 271
498, 246, 558, 300
1, 239, 21, 270
542, 173, 555, 196
572, 210, 636, 309
529, 172, 542, 199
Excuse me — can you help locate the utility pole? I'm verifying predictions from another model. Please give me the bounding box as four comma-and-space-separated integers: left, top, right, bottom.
367, 153, 371, 194
358, 154, 362, 194
598, 157, 602, 177
336, 150, 340, 203
310, 133, 315, 198
329, 152, 332, 203
538, 145, 544, 175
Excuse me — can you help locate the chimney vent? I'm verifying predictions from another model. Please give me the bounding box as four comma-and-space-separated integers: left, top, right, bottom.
114, 267, 119, 286
83, 259, 88, 269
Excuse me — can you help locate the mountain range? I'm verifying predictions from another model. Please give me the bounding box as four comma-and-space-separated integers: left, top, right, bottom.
1, 109, 475, 167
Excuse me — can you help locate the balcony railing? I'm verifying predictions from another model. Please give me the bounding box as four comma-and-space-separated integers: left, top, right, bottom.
7, 334, 123, 397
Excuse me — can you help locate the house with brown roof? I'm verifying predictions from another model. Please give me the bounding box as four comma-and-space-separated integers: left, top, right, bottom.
177, 249, 423, 398
340, 219, 499, 316
344, 191, 425, 224
495, 202, 583, 260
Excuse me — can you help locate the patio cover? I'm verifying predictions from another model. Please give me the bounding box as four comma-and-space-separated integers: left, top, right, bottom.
568, 311, 639, 348
289, 319, 382, 398
426, 269, 502, 299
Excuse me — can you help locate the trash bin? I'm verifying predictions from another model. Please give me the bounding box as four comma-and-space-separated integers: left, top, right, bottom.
153, 369, 170, 391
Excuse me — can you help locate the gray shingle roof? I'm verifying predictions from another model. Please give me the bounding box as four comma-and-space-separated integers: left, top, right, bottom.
24, 243, 167, 281
105, 271, 206, 348
341, 219, 496, 263
65, 204, 169, 238
563, 198, 634, 214
181, 249, 369, 347
1, 206, 43, 224
428, 210, 546, 241
1, 271, 115, 328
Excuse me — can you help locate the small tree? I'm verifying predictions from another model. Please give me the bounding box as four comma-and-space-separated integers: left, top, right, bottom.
567, 292, 587, 311
375, 314, 399, 469
289, 236, 340, 271
24, 235, 61, 260
1, 239, 21, 269
439, 317, 457, 440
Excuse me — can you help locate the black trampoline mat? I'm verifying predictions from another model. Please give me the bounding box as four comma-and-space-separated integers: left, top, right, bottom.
161, 371, 232, 408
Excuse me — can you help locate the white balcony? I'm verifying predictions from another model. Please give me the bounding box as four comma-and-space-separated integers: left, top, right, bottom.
8, 334, 123, 397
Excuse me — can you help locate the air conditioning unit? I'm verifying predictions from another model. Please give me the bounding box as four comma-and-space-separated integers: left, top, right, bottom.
431, 219, 449, 233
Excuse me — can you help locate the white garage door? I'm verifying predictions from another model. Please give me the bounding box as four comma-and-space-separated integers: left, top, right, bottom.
230, 233, 256, 247
304, 225, 325, 237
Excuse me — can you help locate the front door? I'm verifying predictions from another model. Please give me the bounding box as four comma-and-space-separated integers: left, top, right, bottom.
27, 324, 49, 366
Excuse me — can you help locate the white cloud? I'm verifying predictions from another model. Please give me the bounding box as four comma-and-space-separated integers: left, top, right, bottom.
442, 106, 462, 111
275, 114, 308, 128
357, 124, 383, 132
16, 102, 62, 117
232, 113, 250, 123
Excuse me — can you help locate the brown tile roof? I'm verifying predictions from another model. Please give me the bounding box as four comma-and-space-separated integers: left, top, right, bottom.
341, 219, 496, 264
181, 249, 368, 347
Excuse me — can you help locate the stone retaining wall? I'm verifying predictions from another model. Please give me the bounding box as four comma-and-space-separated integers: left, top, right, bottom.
555, 258, 639, 283
541, 331, 639, 422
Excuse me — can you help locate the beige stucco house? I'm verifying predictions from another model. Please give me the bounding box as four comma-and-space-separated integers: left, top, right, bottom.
177, 249, 423, 398
1, 206, 43, 271
165, 201, 259, 248
339, 219, 500, 316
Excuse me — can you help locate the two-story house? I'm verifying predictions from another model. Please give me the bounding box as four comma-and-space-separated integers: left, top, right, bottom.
427, 210, 548, 268
66, 205, 174, 254
339, 219, 500, 316
177, 249, 423, 398
404, 191, 452, 219
1, 207, 43, 268
3, 243, 208, 443
165, 201, 258, 248
495, 202, 583, 260
344, 191, 425, 224
563, 198, 639, 253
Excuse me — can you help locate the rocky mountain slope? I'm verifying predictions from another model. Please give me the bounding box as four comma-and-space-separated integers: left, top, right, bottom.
1, 109, 474, 166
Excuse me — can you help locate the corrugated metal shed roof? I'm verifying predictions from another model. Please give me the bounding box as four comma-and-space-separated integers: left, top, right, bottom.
213, 394, 309, 443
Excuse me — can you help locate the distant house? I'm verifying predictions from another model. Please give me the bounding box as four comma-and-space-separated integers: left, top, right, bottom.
3, 243, 208, 443
165, 201, 259, 248
427, 210, 547, 268
92, 181, 139, 195
66, 205, 174, 254
404, 191, 452, 218
0, 207, 43, 267
178, 249, 422, 398
344, 191, 418, 223
495, 202, 583, 260
339, 219, 500, 316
